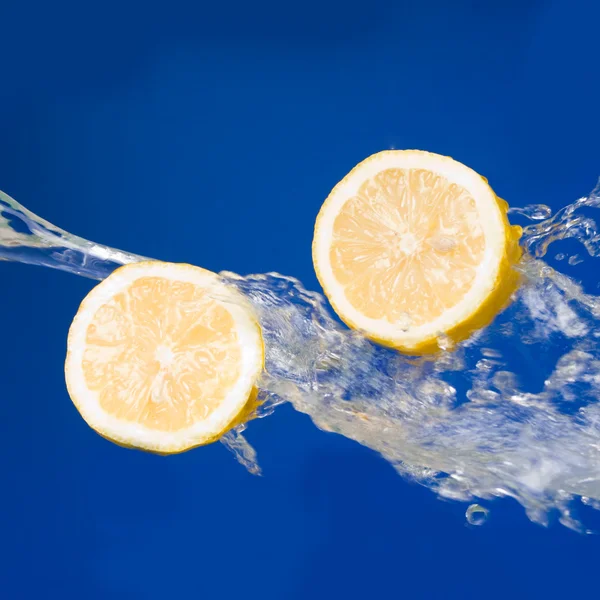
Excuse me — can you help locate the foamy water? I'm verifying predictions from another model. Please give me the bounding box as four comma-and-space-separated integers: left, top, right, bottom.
2, 181, 600, 530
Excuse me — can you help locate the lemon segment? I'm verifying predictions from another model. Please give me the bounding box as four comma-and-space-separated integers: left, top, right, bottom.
312, 150, 522, 354
65, 261, 264, 453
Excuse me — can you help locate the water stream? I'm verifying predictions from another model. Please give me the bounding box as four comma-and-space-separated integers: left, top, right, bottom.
3, 182, 600, 530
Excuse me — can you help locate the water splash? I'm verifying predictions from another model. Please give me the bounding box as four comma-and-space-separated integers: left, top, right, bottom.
3, 182, 600, 530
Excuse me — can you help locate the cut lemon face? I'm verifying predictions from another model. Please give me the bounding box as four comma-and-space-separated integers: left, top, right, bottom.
65, 261, 264, 454
312, 150, 522, 354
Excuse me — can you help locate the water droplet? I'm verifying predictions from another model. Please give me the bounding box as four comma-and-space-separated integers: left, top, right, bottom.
481, 347, 502, 359
428, 235, 457, 253
437, 334, 455, 351
582, 496, 600, 510
568, 254, 584, 266
466, 504, 489, 526
508, 204, 552, 221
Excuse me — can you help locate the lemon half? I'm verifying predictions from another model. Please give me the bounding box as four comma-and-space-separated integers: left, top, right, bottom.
65, 261, 264, 454
312, 150, 522, 354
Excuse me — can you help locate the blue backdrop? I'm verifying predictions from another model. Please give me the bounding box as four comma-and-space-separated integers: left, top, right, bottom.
1, 1, 600, 598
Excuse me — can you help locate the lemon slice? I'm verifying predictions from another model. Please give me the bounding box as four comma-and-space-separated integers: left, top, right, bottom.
65, 261, 264, 454
312, 150, 522, 354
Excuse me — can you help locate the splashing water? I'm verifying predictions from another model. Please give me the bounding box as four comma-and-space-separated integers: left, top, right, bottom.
3, 182, 600, 530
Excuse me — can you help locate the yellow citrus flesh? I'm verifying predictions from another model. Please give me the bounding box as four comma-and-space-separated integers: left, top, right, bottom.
65, 261, 264, 453
312, 150, 522, 354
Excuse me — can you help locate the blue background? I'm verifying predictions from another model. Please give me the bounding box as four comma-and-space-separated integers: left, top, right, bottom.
1, 0, 600, 598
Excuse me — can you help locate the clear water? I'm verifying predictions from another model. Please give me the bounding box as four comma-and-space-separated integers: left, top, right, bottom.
3, 182, 600, 531
466, 503, 489, 526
